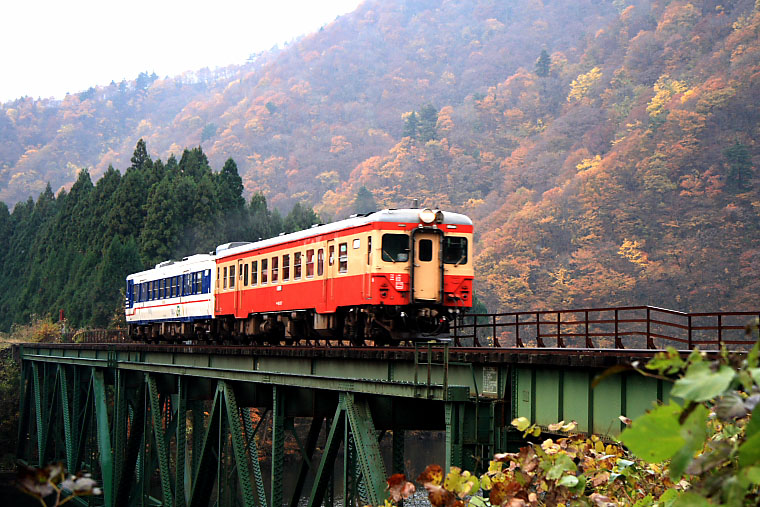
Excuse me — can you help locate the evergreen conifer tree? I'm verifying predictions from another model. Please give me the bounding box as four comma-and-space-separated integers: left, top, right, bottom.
354, 186, 378, 214
535, 49, 551, 78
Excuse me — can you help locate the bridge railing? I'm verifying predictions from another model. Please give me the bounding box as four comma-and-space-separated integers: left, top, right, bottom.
451, 306, 759, 350
61, 328, 130, 344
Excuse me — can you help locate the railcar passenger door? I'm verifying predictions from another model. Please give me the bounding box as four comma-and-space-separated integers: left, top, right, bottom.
235, 259, 246, 318
323, 239, 337, 312
412, 231, 442, 302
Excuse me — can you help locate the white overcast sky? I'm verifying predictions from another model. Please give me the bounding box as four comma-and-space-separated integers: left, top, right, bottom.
0, 0, 363, 103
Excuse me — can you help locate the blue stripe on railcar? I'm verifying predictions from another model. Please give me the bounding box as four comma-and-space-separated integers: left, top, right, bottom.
129, 315, 213, 325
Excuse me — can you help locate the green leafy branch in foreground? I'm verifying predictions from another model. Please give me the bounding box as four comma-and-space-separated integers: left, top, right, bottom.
383, 323, 760, 506
618, 331, 760, 505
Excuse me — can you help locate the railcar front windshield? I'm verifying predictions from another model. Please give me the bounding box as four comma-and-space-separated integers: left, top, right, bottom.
382, 234, 410, 262
443, 236, 468, 265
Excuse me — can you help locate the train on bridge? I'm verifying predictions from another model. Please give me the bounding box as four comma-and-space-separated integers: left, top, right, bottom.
126, 207, 474, 344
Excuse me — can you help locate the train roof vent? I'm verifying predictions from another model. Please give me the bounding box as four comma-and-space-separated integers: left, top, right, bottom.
311, 223, 325, 228
155, 260, 174, 269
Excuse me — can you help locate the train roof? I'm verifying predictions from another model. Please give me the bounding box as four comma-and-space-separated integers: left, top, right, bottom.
216, 208, 472, 260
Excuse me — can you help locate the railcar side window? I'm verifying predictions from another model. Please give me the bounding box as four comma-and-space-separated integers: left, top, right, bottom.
184, 274, 192, 295
243, 264, 248, 286
306, 250, 314, 277
339, 243, 348, 273
147, 281, 152, 300
294, 253, 302, 279
283, 254, 290, 281
141, 283, 147, 301
381, 234, 410, 262
317, 249, 324, 276
229, 265, 235, 289
443, 237, 468, 265
367, 237, 372, 264
252, 261, 258, 285
261, 259, 268, 284
272, 257, 279, 283
195, 272, 202, 294
153, 281, 158, 300
329, 246, 334, 266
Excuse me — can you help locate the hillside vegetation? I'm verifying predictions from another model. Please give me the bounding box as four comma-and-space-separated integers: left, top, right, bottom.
0, 142, 319, 330
1, 0, 760, 327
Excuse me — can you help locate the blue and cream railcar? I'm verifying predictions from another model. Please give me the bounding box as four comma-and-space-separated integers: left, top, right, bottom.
126, 254, 215, 341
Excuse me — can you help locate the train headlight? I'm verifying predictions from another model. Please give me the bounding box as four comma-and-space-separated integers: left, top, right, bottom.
419, 208, 436, 224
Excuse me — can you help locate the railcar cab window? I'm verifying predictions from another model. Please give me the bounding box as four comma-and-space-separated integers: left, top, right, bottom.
261, 259, 268, 284
339, 243, 348, 273
329, 246, 335, 266
252, 261, 258, 285
381, 234, 410, 262
195, 272, 202, 294
294, 253, 302, 280
272, 257, 279, 283
306, 250, 315, 277
283, 254, 290, 281
223, 267, 228, 289
443, 236, 469, 265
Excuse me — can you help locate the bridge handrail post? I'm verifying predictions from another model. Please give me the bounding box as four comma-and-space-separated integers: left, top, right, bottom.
515, 314, 523, 347
584, 310, 592, 348
688, 315, 693, 350
615, 309, 622, 349
718, 314, 722, 349
492, 315, 500, 348
646, 308, 653, 349
536, 312, 544, 348
557, 312, 564, 348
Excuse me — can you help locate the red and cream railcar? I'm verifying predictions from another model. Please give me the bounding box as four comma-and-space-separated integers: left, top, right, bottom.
214, 208, 473, 343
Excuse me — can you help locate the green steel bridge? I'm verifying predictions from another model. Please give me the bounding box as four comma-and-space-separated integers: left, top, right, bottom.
13, 306, 758, 506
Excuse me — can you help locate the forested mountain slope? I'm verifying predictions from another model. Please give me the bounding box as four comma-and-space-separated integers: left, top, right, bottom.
0, 0, 620, 209
1, 0, 760, 326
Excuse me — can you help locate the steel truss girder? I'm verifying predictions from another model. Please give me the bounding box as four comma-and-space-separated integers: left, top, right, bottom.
17, 352, 502, 507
